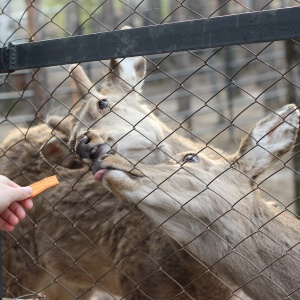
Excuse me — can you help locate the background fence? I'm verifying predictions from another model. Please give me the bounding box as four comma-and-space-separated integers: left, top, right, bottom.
1, 1, 300, 299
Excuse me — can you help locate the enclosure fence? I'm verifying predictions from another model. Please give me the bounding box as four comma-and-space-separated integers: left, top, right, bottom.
1, 1, 300, 300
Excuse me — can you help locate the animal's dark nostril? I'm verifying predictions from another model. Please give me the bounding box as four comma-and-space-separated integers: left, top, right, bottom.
76, 135, 93, 159
76, 135, 111, 161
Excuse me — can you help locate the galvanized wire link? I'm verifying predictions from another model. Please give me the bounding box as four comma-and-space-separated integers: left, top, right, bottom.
1, 1, 300, 299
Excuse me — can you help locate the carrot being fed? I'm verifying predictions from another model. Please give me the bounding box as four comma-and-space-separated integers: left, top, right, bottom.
29, 175, 60, 198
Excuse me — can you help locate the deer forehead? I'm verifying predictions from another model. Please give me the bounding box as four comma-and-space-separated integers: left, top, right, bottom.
69, 104, 165, 150
75, 95, 156, 129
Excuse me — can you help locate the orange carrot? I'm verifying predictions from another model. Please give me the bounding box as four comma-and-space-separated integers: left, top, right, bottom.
29, 175, 60, 198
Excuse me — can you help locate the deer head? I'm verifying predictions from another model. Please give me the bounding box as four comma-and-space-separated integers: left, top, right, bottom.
92, 103, 299, 220
42, 55, 175, 168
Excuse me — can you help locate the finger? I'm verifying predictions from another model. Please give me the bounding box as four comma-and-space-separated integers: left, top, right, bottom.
0, 216, 15, 231
6, 186, 32, 204
8, 202, 26, 220
19, 198, 33, 210
0, 208, 19, 226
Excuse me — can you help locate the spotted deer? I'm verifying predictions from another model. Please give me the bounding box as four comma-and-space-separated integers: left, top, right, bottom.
1, 56, 246, 299
86, 104, 300, 300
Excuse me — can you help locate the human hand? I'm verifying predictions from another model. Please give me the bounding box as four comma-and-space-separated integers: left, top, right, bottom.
0, 175, 33, 231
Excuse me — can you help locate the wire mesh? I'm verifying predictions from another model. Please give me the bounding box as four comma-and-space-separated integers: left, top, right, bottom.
1, 1, 300, 299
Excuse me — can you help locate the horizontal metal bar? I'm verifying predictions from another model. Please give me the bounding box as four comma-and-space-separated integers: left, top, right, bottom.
1, 6, 300, 73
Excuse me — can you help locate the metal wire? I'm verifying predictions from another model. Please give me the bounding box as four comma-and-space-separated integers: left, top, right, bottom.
1, 1, 300, 299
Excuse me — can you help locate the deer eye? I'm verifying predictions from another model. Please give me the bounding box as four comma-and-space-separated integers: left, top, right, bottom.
183, 153, 199, 163
98, 99, 110, 110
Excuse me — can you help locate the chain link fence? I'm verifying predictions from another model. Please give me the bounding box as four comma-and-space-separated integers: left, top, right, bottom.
1, 1, 300, 299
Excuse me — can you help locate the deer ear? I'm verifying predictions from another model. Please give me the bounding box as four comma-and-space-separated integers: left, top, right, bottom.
102, 26, 146, 93
69, 64, 98, 97
235, 104, 299, 178
103, 56, 146, 93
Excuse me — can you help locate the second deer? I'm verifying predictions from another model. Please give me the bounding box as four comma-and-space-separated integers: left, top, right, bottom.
89, 104, 300, 300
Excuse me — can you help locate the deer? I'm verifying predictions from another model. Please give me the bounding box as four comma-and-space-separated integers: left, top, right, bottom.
86, 104, 300, 300
1, 55, 247, 299
0, 122, 115, 300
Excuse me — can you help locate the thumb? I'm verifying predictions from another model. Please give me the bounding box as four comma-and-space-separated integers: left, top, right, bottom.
9, 186, 32, 202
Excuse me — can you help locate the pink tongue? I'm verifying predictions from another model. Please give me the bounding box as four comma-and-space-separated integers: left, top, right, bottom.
93, 169, 107, 181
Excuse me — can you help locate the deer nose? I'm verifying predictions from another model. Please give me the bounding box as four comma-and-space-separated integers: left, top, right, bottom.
76, 135, 111, 160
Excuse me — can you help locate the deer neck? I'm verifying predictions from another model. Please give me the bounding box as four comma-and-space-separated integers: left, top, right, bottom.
182, 196, 300, 299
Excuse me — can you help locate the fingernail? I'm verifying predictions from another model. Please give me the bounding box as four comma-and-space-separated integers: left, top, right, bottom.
24, 186, 32, 196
